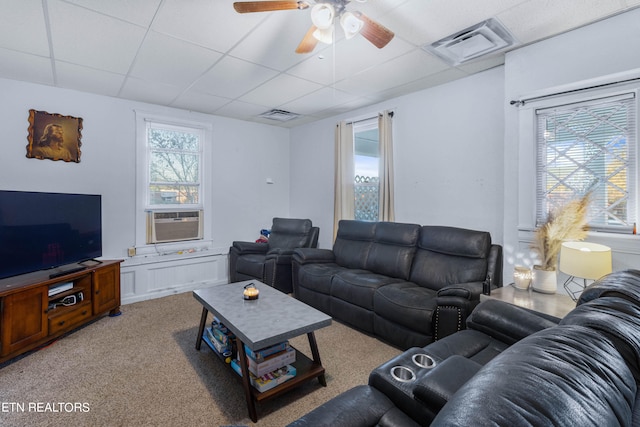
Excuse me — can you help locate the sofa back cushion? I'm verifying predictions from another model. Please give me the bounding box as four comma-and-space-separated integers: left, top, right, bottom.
365, 222, 420, 279
333, 220, 376, 269
410, 226, 491, 289
268, 218, 313, 249
431, 325, 637, 426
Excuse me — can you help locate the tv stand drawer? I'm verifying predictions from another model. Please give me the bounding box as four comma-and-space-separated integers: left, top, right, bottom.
48, 300, 92, 335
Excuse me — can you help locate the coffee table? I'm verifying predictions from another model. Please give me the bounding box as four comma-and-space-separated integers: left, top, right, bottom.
193, 280, 332, 422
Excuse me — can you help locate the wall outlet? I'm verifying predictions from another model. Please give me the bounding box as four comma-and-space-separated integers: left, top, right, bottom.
128, 247, 136, 257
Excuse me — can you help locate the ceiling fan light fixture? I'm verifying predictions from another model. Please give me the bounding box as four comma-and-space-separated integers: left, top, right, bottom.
311, 3, 335, 29
340, 12, 363, 39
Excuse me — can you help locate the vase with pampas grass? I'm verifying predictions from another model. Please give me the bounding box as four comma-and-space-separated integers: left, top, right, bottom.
530, 193, 591, 293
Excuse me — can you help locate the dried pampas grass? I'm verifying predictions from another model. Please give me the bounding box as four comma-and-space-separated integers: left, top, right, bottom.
532, 193, 591, 270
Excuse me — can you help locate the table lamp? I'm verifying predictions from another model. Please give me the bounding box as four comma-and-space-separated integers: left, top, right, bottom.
559, 241, 612, 301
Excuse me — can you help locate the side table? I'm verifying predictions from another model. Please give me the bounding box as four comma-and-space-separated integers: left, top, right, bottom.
480, 284, 576, 319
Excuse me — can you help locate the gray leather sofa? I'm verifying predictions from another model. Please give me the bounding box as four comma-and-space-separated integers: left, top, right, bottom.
288, 297, 558, 426
289, 270, 640, 427
292, 220, 503, 349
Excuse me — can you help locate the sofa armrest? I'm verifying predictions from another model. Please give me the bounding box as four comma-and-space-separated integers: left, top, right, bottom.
466, 299, 559, 345
436, 281, 484, 301
433, 282, 484, 340
230, 241, 269, 255
413, 355, 482, 413
292, 248, 336, 264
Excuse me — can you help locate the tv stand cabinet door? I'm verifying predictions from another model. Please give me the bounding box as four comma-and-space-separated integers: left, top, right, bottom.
92, 263, 121, 315
1, 286, 48, 356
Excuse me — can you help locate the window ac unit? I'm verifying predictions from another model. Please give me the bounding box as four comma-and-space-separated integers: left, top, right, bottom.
146, 210, 203, 244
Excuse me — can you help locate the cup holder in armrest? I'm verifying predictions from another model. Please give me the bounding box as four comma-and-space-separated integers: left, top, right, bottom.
412, 353, 436, 369
390, 365, 416, 382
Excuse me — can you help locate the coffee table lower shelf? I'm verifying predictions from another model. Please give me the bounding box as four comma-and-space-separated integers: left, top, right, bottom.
198, 327, 326, 421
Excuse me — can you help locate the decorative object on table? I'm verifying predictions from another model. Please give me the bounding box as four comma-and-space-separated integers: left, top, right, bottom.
26, 110, 82, 163
530, 193, 591, 293
560, 241, 612, 301
513, 266, 533, 290
243, 283, 260, 300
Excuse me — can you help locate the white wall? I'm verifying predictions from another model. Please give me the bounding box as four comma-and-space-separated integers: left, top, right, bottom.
503, 8, 640, 285
290, 67, 506, 251
0, 78, 291, 303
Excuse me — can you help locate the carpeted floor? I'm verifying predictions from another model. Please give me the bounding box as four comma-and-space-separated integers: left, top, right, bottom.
0, 289, 400, 427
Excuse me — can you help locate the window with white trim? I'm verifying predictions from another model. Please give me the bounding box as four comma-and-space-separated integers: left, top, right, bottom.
536, 93, 637, 233
134, 111, 212, 251
145, 122, 202, 209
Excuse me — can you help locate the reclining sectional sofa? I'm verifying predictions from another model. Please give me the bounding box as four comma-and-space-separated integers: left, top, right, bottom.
289, 270, 640, 427
292, 220, 503, 348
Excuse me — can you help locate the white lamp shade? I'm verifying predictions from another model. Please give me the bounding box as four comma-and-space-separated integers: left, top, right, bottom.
559, 241, 612, 280
340, 12, 363, 39
311, 4, 335, 29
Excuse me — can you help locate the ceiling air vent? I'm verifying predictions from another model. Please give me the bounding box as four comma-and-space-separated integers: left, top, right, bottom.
423, 18, 517, 66
258, 109, 301, 122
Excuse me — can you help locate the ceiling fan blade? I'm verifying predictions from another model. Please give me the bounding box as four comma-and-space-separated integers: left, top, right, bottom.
295, 25, 319, 54
233, 1, 309, 13
355, 12, 395, 49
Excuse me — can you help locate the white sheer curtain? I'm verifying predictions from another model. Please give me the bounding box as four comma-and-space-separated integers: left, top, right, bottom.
378, 110, 395, 222
333, 121, 354, 240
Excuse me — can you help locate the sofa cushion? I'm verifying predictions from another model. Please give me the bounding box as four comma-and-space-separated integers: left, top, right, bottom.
365, 222, 420, 280
268, 217, 313, 249
235, 254, 266, 278
374, 282, 437, 333
296, 263, 349, 295
409, 226, 490, 290
331, 271, 401, 310
333, 220, 376, 269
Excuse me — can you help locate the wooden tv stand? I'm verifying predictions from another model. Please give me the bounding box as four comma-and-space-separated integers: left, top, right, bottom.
0, 259, 122, 364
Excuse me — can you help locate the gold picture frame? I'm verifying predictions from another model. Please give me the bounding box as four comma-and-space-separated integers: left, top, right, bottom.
26, 110, 83, 163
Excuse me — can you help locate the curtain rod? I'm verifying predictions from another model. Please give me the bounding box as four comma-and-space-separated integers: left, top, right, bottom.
346, 111, 394, 125
510, 76, 640, 107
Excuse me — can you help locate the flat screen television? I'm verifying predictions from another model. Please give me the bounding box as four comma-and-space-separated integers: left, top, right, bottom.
0, 190, 102, 280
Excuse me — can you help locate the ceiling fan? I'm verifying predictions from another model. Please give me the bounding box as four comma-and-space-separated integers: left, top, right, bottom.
233, 1, 395, 54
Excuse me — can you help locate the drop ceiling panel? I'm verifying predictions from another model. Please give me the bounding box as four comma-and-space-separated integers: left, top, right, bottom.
48, 0, 147, 74
497, 0, 624, 45
230, 12, 320, 71
287, 35, 414, 86
0, 0, 49, 56
119, 77, 185, 105
239, 73, 323, 108
55, 61, 125, 96
334, 49, 451, 96
152, 0, 262, 53
279, 86, 360, 115
63, 0, 162, 27
0, 48, 53, 85
130, 31, 223, 87
170, 89, 232, 115
192, 56, 279, 99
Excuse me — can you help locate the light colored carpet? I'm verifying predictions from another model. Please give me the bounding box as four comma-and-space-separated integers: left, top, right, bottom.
0, 290, 400, 427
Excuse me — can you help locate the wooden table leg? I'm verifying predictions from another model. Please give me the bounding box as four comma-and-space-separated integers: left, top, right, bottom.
307, 331, 326, 386
237, 337, 258, 422
195, 307, 208, 350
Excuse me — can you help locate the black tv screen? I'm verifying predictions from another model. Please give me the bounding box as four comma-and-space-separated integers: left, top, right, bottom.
0, 190, 102, 280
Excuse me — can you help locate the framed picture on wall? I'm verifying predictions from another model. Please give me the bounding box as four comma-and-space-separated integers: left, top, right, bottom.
26, 110, 83, 163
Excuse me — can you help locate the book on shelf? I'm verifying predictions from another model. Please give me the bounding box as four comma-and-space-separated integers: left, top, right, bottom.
245, 346, 296, 377
244, 341, 290, 363
211, 318, 234, 344
230, 359, 297, 393
205, 327, 231, 355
